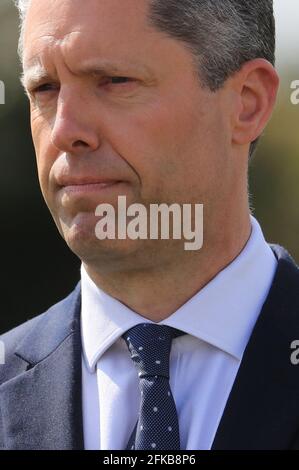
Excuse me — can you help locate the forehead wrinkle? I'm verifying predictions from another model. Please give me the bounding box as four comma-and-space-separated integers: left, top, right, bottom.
75, 59, 153, 78
22, 56, 154, 88
22, 30, 82, 70
22, 27, 155, 87
23, 19, 157, 81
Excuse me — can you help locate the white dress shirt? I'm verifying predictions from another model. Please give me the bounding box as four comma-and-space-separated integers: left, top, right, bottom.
81, 216, 277, 450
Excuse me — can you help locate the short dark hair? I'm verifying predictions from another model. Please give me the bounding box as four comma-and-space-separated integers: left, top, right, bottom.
148, 0, 276, 157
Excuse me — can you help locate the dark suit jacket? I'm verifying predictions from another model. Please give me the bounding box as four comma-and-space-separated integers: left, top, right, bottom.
1, 244, 299, 450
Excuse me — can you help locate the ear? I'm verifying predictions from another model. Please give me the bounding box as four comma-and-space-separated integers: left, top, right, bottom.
229, 59, 280, 149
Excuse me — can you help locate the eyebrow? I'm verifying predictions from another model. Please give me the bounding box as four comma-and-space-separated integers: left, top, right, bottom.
21, 64, 50, 89
22, 59, 153, 89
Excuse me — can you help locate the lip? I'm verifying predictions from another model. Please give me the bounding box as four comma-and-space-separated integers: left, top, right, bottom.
59, 180, 123, 194
57, 175, 122, 186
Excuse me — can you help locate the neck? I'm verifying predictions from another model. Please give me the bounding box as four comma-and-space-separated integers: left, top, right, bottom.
84, 209, 251, 322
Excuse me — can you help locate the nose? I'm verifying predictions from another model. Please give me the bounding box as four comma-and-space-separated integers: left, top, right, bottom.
50, 88, 101, 155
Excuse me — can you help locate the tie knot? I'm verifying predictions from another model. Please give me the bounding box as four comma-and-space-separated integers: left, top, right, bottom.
122, 323, 184, 379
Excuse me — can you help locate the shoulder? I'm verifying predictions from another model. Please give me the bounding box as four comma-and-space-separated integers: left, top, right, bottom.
0, 283, 81, 384
0, 314, 45, 363
0, 283, 80, 346
270, 243, 299, 273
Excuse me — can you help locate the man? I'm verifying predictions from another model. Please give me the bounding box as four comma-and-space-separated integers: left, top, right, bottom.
0, 0, 298, 450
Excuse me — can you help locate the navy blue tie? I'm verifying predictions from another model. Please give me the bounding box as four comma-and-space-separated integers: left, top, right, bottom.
122, 323, 184, 450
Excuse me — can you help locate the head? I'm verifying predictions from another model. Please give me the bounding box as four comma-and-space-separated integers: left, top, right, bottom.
16, 0, 279, 272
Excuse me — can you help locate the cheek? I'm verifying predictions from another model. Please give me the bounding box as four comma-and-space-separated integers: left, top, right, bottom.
30, 112, 56, 197
115, 102, 193, 171
110, 96, 221, 199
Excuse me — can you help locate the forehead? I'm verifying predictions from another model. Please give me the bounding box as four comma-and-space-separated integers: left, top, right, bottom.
22, 0, 200, 91
23, 0, 153, 66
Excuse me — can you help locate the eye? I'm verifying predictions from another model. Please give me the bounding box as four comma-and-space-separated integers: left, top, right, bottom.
110, 77, 131, 84
102, 76, 137, 88
31, 83, 58, 94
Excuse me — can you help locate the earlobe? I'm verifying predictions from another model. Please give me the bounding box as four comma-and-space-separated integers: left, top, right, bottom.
231, 59, 280, 148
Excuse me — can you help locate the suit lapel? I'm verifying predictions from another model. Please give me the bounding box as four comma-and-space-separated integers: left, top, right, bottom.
212, 245, 299, 449
0, 284, 84, 450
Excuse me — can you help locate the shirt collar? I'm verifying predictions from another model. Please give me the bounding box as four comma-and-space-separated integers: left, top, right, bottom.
81, 216, 277, 372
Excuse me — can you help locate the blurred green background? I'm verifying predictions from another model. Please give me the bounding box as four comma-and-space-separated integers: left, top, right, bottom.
0, 1, 298, 333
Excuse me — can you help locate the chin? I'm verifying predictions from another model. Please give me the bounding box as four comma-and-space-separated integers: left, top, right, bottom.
65, 225, 144, 267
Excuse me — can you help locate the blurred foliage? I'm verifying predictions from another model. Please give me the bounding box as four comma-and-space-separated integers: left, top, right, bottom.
0, 1, 298, 332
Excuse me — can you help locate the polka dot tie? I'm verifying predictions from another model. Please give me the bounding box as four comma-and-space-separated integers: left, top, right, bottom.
122, 323, 184, 450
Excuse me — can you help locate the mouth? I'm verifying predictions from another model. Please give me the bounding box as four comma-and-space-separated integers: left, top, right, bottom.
61, 181, 122, 193
56, 176, 125, 194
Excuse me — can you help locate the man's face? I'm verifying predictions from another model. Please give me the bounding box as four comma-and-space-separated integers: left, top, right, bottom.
23, 0, 233, 267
